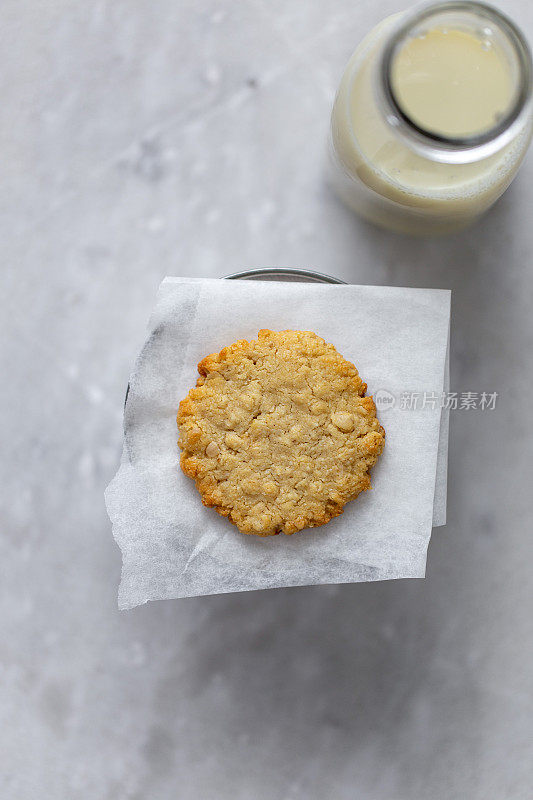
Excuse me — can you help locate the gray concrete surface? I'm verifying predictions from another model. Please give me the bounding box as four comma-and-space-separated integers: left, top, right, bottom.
1, 1, 533, 798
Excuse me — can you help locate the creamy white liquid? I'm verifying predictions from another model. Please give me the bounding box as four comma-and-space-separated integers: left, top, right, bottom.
392, 28, 515, 138
329, 14, 532, 234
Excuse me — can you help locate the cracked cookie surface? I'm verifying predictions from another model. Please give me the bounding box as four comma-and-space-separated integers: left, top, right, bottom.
177, 330, 385, 536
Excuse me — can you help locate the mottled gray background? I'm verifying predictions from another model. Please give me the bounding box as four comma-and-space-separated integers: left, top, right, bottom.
1, 1, 533, 798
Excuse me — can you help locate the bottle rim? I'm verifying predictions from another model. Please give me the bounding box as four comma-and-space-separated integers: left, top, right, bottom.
378, 0, 533, 163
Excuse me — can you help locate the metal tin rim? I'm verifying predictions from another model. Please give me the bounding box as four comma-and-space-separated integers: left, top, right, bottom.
224, 267, 346, 284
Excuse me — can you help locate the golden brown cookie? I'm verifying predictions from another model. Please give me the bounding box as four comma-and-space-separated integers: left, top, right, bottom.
177, 330, 384, 536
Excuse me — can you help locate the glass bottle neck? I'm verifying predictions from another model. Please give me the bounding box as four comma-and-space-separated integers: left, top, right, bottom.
375, 1, 533, 164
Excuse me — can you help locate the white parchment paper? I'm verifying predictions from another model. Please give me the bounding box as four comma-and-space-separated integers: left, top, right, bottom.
105, 278, 451, 608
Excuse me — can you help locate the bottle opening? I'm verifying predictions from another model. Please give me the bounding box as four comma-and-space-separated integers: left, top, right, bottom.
379, 1, 533, 161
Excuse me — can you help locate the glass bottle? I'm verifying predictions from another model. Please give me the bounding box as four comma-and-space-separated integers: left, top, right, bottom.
328, 1, 533, 235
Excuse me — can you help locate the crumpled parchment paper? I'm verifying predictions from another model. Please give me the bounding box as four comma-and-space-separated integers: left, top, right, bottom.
105, 277, 451, 608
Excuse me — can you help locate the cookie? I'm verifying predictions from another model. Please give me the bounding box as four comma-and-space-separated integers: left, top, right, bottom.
177, 329, 385, 536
